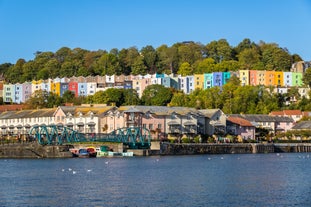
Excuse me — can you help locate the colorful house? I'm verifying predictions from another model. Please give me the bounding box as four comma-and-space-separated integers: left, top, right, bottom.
292, 72, 303, 86
265, 71, 275, 86
256, 70, 265, 85
50, 78, 61, 96
274, 71, 283, 86
213, 72, 223, 87
283, 72, 292, 87
226, 116, 255, 140
204, 73, 213, 89
194, 74, 204, 89
222, 72, 231, 85
3, 83, 15, 103
239, 70, 249, 86
249, 70, 257, 86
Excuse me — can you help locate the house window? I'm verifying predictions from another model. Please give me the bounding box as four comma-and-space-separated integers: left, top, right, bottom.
149, 124, 153, 130
143, 124, 146, 128
158, 124, 162, 130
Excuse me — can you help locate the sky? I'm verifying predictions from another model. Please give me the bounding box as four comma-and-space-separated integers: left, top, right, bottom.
0, 0, 311, 64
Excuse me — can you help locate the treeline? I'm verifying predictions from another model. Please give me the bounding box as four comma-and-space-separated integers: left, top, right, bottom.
24, 78, 311, 114
0, 38, 303, 83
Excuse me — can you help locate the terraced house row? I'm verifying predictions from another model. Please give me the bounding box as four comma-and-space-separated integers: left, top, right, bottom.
0, 69, 306, 104
0, 105, 306, 142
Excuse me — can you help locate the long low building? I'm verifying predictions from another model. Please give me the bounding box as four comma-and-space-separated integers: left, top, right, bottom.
0, 105, 304, 142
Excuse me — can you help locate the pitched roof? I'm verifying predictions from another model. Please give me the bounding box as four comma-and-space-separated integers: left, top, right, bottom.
227, 116, 253, 127
198, 109, 221, 118
229, 114, 294, 123
269, 111, 284, 116
118, 105, 199, 116
291, 121, 311, 130
283, 110, 302, 116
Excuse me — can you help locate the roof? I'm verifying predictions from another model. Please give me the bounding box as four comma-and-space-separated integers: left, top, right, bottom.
291, 121, 311, 130
198, 109, 221, 118
283, 110, 302, 116
230, 114, 293, 122
0, 108, 55, 119
227, 116, 253, 127
270, 110, 304, 116
118, 105, 199, 116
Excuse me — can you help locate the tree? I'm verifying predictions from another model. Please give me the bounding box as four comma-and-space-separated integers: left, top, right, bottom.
169, 92, 190, 107
62, 90, 75, 103
177, 62, 192, 76
302, 68, 311, 87
141, 84, 173, 106
141, 45, 158, 74
237, 48, 261, 70
260, 42, 292, 71
194, 58, 215, 74
131, 56, 147, 75
24, 90, 61, 109
123, 89, 141, 105
206, 39, 233, 63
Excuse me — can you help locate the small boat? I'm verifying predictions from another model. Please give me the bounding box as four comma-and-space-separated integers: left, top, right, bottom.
70, 147, 97, 158
78, 148, 89, 158
86, 147, 97, 158
95, 145, 133, 157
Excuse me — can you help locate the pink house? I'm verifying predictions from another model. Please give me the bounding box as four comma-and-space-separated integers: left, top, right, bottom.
227, 116, 256, 140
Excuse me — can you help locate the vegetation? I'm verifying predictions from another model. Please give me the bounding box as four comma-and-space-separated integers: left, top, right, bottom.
1, 38, 311, 113
1, 38, 303, 83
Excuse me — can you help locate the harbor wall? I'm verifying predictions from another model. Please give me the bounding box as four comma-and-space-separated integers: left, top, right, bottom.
1, 142, 311, 158
0, 143, 73, 158
159, 143, 311, 155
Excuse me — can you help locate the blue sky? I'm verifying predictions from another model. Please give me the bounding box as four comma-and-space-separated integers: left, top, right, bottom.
1, 0, 311, 64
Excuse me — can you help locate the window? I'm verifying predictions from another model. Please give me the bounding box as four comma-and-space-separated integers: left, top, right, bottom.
143, 124, 146, 128
149, 124, 153, 130
158, 124, 162, 130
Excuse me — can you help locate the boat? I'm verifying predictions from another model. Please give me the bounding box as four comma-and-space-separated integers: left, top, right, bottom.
86, 147, 97, 158
96, 146, 109, 157
96, 145, 133, 157
70, 147, 97, 158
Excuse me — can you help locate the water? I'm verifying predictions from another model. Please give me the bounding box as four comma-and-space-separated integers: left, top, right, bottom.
0, 154, 311, 207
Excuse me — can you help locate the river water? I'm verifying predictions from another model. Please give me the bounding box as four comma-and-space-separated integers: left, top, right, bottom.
0, 153, 310, 207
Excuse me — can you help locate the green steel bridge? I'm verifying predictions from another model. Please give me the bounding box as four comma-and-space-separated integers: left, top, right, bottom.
29, 125, 151, 149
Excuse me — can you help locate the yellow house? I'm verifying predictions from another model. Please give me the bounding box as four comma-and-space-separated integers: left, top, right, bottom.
50, 78, 61, 96
31, 80, 43, 93
274, 71, 283, 86
194, 74, 204, 89
239, 70, 249, 86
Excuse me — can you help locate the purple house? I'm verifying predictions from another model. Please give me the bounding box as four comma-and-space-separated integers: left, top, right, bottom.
213, 72, 223, 87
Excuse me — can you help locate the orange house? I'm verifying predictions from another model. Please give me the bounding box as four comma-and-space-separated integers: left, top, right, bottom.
265, 71, 275, 86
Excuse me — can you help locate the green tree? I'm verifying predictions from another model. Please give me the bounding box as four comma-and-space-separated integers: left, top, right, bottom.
177, 62, 192, 76
141, 84, 173, 106
122, 89, 141, 105
24, 90, 61, 109
260, 42, 292, 71
302, 68, 311, 87
194, 58, 215, 74
169, 92, 190, 107
237, 48, 261, 70
206, 39, 233, 63
62, 90, 75, 103
141, 45, 158, 74
131, 56, 147, 75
